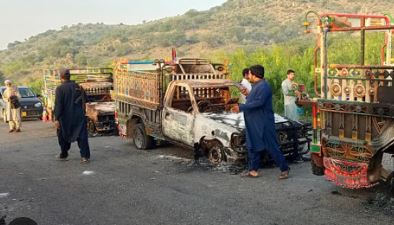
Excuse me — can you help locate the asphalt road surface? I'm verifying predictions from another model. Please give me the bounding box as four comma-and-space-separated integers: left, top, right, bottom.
0, 121, 392, 225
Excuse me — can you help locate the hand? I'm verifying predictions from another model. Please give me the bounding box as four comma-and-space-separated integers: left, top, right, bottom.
231, 104, 240, 113
240, 88, 249, 96
295, 90, 301, 98
54, 121, 60, 129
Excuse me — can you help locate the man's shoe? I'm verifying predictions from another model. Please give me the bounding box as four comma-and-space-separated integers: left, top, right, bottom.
15, 129, 21, 132
56, 154, 69, 161
81, 157, 89, 163
9, 129, 15, 133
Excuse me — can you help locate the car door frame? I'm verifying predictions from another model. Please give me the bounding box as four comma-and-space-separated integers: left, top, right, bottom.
162, 83, 197, 146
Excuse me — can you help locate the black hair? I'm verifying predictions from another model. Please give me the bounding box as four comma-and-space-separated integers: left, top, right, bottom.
287, 69, 295, 75
242, 68, 250, 78
60, 68, 71, 80
249, 65, 265, 79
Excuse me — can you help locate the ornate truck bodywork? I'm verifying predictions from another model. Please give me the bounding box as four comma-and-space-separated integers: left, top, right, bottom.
43, 68, 116, 135
113, 58, 310, 164
304, 13, 394, 188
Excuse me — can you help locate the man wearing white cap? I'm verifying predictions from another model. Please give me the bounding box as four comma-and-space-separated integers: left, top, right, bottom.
2, 80, 22, 132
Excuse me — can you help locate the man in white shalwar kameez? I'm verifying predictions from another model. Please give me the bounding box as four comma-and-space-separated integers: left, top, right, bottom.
2, 80, 21, 132
281, 70, 299, 121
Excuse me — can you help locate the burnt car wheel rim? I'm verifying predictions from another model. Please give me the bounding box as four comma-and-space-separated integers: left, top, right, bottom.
208, 146, 222, 165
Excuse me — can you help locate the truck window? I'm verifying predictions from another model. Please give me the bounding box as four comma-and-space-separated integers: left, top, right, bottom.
170, 85, 193, 113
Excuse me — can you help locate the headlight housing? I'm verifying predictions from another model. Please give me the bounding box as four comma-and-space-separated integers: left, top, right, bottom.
34, 102, 42, 108
230, 132, 246, 153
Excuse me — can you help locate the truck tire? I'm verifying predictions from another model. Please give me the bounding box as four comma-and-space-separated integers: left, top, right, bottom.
87, 119, 98, 137
311, 159, 325, 176
207, 144, 224, 165
133, 123, 155, 150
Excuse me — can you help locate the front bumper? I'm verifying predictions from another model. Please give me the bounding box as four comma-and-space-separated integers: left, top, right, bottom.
323, 157, 374, 189
21, 108, 43, 119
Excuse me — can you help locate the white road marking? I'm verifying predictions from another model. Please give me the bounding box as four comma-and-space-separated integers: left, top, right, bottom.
82, 171, 95, 175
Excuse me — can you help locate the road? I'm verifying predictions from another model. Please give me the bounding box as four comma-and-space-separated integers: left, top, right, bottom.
0, 121, 392, 225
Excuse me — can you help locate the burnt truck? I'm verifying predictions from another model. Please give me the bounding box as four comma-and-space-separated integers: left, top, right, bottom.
43, 68, 117, 135
303, 12, 394, 189
113, 58, 310, 164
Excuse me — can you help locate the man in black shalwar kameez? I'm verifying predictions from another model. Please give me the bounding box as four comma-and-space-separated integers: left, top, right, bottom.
54, 69, 90, 163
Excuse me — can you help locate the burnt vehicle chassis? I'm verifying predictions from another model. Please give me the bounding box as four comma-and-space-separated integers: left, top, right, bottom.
199, 118, 311, 166
43, 68, 117, 136
206, 120, 312, 164
81, 81, 117, 135
113, 58, 310, 166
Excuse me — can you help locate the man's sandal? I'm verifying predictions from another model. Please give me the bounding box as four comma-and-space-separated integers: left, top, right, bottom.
240, 170, 259, 178
279, 169, 290, 179
81, 157, 89, 163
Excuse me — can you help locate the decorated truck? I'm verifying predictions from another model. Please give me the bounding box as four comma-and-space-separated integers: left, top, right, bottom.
303, 12, 394, 189
42, 68, 116, 135
112, 57, 310, 164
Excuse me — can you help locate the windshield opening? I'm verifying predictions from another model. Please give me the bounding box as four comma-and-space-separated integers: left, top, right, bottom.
19, 87, 36, 98
193, 85, 241, 113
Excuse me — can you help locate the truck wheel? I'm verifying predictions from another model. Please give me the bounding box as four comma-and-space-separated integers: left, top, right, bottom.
208, 145, 223, 165
298, 143, 309, 155
311, 159, 325, 176
87, 119, 97, 137
133, 123, 155, 150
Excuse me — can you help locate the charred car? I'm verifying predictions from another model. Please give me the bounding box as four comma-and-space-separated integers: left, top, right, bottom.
113, 58, 310, 164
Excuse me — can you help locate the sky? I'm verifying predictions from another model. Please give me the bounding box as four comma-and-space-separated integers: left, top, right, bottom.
0, 0, 227, 50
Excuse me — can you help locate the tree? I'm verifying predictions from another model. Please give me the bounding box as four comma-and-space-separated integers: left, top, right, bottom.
0, 70, 4, 84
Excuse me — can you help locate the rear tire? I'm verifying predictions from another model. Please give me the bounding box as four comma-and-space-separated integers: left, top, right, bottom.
133, 123, 155, 150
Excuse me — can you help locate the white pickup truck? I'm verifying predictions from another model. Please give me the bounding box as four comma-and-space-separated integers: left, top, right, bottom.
113, 58, 310, 164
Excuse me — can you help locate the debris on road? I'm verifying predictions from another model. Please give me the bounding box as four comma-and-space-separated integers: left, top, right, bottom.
82, 171, 95, 176
0, 193, 9, 198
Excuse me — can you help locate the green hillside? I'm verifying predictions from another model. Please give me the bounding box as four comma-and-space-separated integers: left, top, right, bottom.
1, 0, 394, 84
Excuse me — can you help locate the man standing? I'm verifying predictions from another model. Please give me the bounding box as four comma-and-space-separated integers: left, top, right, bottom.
54, 69, 90, 163
239, 68, 252, 103
232, 65, 290, 178
281, 69, 300, 121
2, 80, 21, 133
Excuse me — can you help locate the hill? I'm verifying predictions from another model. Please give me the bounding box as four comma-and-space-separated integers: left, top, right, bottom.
2, 0, 394, 84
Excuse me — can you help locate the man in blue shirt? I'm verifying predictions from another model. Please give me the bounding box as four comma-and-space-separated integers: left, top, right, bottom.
232, 65, 290, 178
